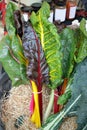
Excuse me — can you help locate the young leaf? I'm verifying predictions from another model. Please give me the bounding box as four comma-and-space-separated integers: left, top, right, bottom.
30, 2, 63, 89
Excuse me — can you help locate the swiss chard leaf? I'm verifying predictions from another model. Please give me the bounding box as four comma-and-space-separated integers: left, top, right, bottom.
0, 2, 29, 86
80, 18, 87, 37
22, 21, 49, 87
41, 58, 87, 130
0, 35, 29, 86
10, 35, 26, 65
60, 28, 76, 78
6, 2, 25, 64
6, 2, 18, 37
30, 2, 63, 89
74, 19, 87, 63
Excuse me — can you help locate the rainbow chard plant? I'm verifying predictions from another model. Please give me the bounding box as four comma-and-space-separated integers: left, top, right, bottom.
22, 20, 49, 127
30, 2, 63, 121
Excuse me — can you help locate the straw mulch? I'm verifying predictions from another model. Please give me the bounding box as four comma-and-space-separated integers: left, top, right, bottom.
1, 84, 51, 130
0, 84, 77, 130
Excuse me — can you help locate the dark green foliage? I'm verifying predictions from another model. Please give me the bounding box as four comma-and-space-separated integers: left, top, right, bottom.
74, 20, 87, 63
60, 28, 76, 78
66, 58, 87, 130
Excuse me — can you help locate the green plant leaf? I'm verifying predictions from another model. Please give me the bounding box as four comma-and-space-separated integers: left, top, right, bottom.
6, 2, 18, 37
0, 2, 29, 86
74, 19, 87, 63
30, 2, 63, 89
58, 90, 71, 105
80, 18, 87, 37
60, 28, 76, 78
0, 35, 29, 86
11, 35, 26, 65
6, 2, 28, 65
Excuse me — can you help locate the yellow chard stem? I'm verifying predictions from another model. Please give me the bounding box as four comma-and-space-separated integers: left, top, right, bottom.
30, 80, 41, 128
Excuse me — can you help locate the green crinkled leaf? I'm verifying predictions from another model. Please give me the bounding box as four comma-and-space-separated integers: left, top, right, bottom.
80, 18, 87, 37
30, 2, 63, 89
41, 58, 87, 130
60, 28, 76, 78
74, 19, 87, 63
6, 2, 18, 36
75, 32, 87, 63
0, 35, 29, 86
